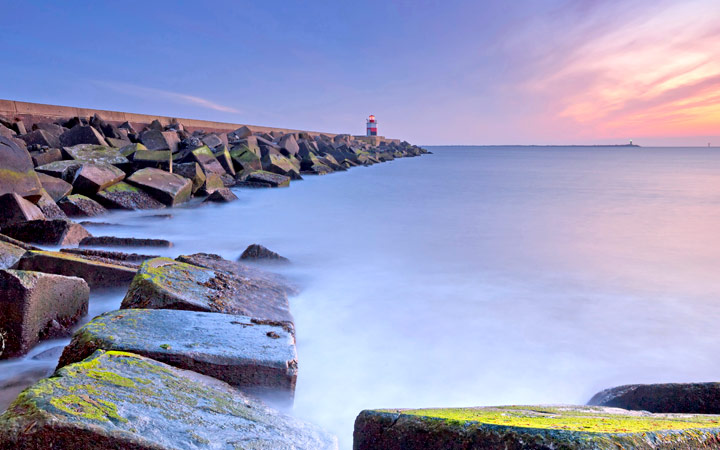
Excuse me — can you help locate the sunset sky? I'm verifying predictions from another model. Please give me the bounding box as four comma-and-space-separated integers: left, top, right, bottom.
1, 0, 719, 145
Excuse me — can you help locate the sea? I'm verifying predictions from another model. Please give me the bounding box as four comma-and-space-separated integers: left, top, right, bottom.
2, 145, 720, 448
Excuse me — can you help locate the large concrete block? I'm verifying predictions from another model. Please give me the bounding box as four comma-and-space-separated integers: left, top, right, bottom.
0, 269, 88, 359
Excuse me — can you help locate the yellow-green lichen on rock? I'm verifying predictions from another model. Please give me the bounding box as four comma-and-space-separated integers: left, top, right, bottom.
0, 350, 337, 449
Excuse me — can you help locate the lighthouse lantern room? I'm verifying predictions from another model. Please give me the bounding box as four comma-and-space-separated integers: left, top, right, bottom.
366, 115, 377, 136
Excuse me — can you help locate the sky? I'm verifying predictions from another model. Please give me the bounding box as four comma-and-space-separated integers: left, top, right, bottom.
1, 0, 719, 145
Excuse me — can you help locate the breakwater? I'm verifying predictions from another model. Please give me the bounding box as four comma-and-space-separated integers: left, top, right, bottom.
0, 101, 426, 449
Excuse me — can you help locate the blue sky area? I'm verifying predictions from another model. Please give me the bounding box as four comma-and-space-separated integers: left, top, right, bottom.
1, 0, 719, 145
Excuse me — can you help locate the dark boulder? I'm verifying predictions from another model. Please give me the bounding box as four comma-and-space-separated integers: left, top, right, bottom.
228, 125, 254, 142
71, 163, 125, 195
201, 133, 224, 149
131, 150, 172, 170
172, 162, 205, 194
126, 168, 192, 206
117, 142, 146, 159
1, 219, 91, 246
79, 236, 173, 248
139, 129, 180, 152
0, 350, 337, 449
59, 125, 109, 147
213, 145, 236, 176
36, 173, 72, 202
95, 181, 165, 210
588, 382, 720, 414
0, 269, 88, 359
19, 129, 61, 149
204, 187, 238, 203
121, 257, 293, 327
240, 244, 290, 263
0, 193, 45, 228
59, 309, 298, 402
0, 136, 43, 200
59, 248, 157, 268
238, 170, 291, 188
278, 133, 300, 157
16, 250, 138, 288
58, 194, 108, 217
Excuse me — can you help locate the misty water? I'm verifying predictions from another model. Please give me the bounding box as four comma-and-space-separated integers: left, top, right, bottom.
3, 146, 720, 447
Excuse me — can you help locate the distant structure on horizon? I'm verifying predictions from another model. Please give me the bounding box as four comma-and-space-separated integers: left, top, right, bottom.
366, 115, 377, 136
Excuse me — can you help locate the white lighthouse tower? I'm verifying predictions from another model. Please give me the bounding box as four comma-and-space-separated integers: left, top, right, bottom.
366, 115, 377, 136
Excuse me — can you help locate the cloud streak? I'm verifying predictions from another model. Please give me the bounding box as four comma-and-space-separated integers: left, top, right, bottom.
92, 81, 241, 114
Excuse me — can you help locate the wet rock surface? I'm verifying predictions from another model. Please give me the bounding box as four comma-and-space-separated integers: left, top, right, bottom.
177, 252, 299, 297
60, 309, 298, 400
239, 170, 291, 188
59, 248, 158, 268
588, 382, 720, 414
0, 350, 337, 449
0, 241, 26, 270
0, 269, 88, 359
354, 406, 720, 450
204, 187, 238, 202
17, 250, 138, 288
121, 257, 294, 326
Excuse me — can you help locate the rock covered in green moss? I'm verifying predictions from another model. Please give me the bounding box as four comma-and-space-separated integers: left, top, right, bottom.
0, 269, 88, 359
59, 309, 298, 402
120, 257, 293, 326
589, 382, 720, 414
61, 144, 128, 169
0, 350, 337, 449
126, 168, 192, 206
17, 250, 138, 288
0, 136, 43, 200
191, 145, 228, 176
1, 219, 91, 246
95, 181, 166, 210
354, 405, 720, 450
34, 160, 84, 182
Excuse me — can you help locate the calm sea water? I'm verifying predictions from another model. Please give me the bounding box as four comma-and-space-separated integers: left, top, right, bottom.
3, 146, 720, 448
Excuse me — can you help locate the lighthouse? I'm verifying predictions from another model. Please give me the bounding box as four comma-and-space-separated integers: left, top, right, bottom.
366, 115, 377, 136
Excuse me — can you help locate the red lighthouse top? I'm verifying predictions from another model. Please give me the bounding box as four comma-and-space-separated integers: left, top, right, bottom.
368, 115, 376, 122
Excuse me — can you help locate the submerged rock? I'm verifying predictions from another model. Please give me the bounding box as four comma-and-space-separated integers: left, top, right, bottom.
17, 250, 137, 288
177, 252, 299, 297
1, 219, 91, 246
121, 257, 293, 326
79, 236, 173, 248
0, 350, 337, 449
588, 382, 720, 414
204, 187, 238, 203
60, 309, 298, 402
126, 168, 192, 206
0, 269, 88, 359
240, 244, 290, 263
95, 181, 166, 210
354, 405, 720, 450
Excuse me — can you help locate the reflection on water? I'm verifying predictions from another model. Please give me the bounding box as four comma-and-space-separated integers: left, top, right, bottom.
2, 147, 720, 448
